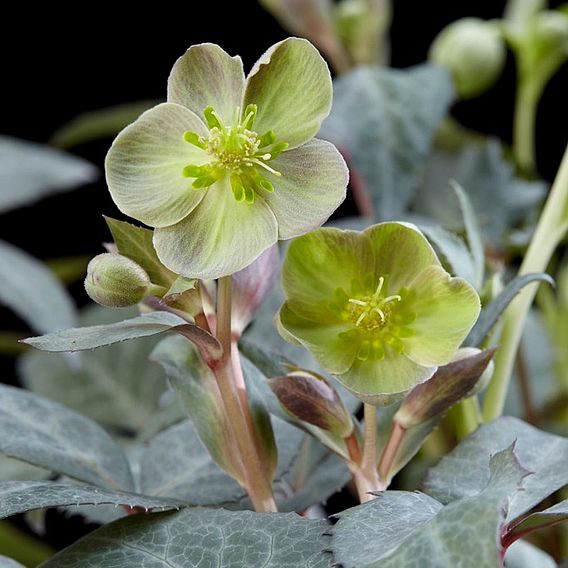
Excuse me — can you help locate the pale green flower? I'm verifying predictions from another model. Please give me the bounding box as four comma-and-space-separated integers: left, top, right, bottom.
105, 38, 348, 279
277, 223, 481, 404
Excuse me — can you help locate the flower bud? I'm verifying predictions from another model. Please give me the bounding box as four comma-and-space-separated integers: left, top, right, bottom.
429, 18, 506, 99
268, 371, 353, 438
85, 253, 151, 307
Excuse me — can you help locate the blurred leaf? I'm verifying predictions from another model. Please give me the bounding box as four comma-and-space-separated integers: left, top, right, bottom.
45, 255, 91, 284
0, 555, 25, 568
417, 139, 547, 245
452, 181, 484, 288
19, 306, 167, 432
0, 240, 77, 333
0, 521, 53, 567
465, 272, 554, 347
42, 508, 331, 568
105, 217, 176, 287
331, 446, 528, 568
50, 101, 158, 148
139, 420, 245, 506
0, 480, 184, 520
0, 136, 97, 214
322, 64, 454, 219
504, 540, 557, 568
420, 224, 477, 285
422, 417, 568, 520
0, 455, 47, 483
0, 384, 134, 491
150, 335, 247, 481
23, 312, 222, 360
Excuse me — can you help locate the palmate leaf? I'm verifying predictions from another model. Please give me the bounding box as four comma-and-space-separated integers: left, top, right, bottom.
0, 240, 77, 333
322, 63, 454, 219
0, 385, 134, 491
0, 136, 97, 213
330, 446, 528, 568
41, 508, 331, 567
422, 417, 568, 520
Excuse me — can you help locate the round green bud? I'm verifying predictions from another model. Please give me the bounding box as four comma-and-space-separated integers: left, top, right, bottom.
85, 253, 151, 307
429, 18, 506, 99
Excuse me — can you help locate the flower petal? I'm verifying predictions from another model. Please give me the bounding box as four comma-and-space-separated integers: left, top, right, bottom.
105, 103, 209, 228
167, 43, 245, 125
282, 227, 374, 323
403, 265, 481, 367
278, 303, 357, 374
338, 353, 436, 406
264, 138, 348, 239
153, 176, 278, 279
244, 38, 332, 149
365, 222, 441, 293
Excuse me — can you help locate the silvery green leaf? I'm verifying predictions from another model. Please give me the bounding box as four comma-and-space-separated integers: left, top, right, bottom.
331, 446, 528, 568
504, 540, 557, 568
0, 384, 134, 491
42, 508, 331, 567
23, 311, 221, 359
0, 556, 25, 568
0, 480, 183, 519
0, 136, 96, 213
20, 306, 166, 432
0, 240, 77, 333
322, 64, 454, 218
139, 420, 245, 506
422, 417, 568, 519
51, 101, 158, 148
417, 139, 546, 245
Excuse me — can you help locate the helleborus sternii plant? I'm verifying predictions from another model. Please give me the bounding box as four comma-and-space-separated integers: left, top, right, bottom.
277, 222, 481, 404
105, 38, 348, 279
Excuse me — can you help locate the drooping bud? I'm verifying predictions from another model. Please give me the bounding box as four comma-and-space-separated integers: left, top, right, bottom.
394, 348, 495, 429
268, 371, 353, 438
84, 253, 151, 307
429, 18, 506, 99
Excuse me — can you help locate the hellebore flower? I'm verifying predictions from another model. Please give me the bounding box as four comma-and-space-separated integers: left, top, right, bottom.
105, 38, 348, 279
277, 223, 481, 404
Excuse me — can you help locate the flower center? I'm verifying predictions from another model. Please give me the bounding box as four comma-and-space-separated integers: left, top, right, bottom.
331, 274, 417, 361
347, 276, 401, 331
182, 104, 289, 204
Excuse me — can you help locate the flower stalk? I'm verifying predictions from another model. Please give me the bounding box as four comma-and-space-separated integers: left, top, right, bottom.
211, 276, 277, 512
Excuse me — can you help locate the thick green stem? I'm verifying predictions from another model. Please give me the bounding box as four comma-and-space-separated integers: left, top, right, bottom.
483, 144, 568, 421
452, 396, 482, 440
513, 78, 539, 175
213, 276, 277, 512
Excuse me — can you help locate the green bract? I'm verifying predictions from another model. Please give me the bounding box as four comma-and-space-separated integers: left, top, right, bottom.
105, 39, 348, 279
277, 223, 481, 404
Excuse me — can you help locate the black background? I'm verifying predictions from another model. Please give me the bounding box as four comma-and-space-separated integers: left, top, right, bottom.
1, 0, 567, 264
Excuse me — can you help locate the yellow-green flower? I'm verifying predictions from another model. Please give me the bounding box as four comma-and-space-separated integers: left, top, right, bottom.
105, 38, 348, 279
277, 223, 481, 404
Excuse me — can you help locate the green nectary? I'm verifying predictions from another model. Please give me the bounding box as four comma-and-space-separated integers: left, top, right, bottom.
277, 222, 482, 405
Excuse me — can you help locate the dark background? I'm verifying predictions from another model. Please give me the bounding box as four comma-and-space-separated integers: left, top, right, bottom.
2, 0, 567, 262
0, 0, 567, 552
